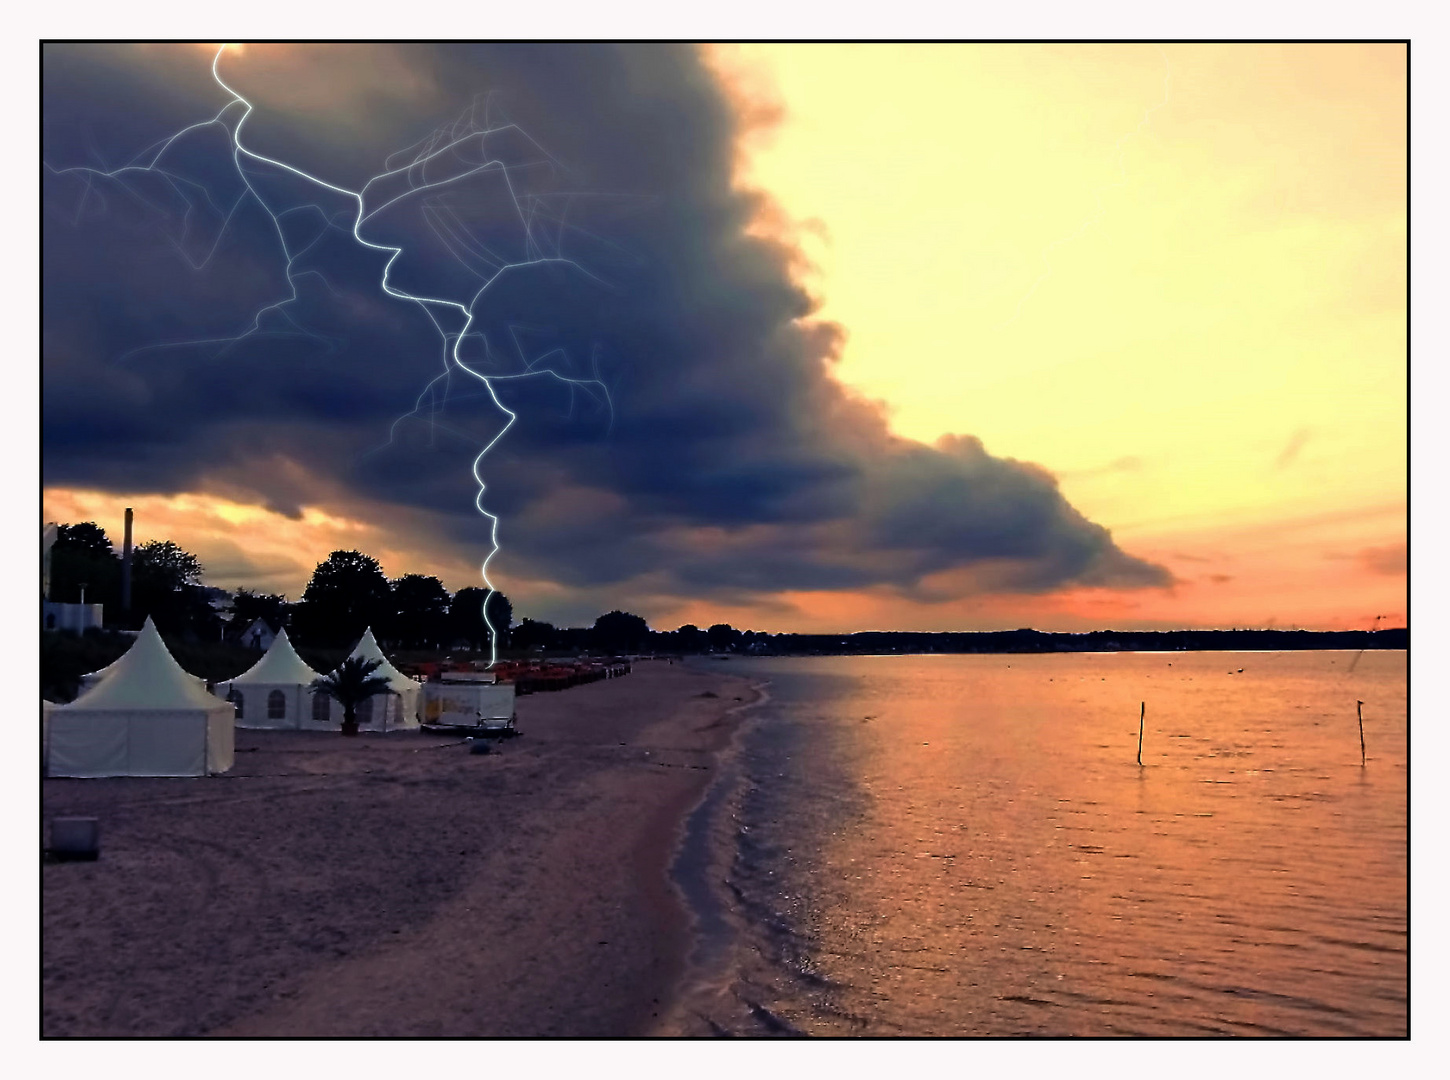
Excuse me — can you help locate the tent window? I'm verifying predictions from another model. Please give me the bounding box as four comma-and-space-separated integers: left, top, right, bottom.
267, 689, 286, 720
228, 687, 244, 719
356, 696, 373, 724
312, 691, 330, 723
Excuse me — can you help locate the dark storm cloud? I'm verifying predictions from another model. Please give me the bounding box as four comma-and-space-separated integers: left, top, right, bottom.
42, 43, 1170, 613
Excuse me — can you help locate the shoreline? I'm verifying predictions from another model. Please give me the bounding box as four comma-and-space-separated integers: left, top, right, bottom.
651, 674, 772, 1036
42, 659, 759, 1037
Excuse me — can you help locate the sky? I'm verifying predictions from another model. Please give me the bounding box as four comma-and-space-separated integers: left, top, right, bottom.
40, 42, 1406, 632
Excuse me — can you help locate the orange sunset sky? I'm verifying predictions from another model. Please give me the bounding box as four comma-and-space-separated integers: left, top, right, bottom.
41, 42, 1407, 633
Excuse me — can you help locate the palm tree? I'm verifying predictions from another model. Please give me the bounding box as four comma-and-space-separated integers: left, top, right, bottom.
311, 656, 392, 737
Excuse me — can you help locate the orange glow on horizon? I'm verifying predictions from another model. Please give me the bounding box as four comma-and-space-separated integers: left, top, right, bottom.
41, 482, 1404, 633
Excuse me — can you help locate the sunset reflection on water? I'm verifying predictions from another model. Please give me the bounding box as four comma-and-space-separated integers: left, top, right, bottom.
693, 650, 1406, 1036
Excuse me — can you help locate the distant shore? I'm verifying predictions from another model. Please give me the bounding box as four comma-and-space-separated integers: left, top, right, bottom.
735, 627, 1407, 656
42, 659, 759, 1037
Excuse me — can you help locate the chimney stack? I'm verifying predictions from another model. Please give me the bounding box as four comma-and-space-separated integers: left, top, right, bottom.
121, 507, 133, 612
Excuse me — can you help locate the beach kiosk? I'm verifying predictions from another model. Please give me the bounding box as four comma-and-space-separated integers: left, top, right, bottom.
422, 674, 517, 732
316, 628, 421, 732
46, 617, 234, 777
217, 628, 324, 730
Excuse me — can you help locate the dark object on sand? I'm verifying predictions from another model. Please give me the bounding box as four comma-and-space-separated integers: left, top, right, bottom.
49, 817, 100, 861
1358, 700, 1366, 766
1137, 701, 1145, 767
468, 739, 492, 755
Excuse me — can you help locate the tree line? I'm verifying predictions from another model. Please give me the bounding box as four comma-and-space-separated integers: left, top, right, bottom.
48, 522, 1407, 659
45, 524, 512, 651
44, 522, 770, 656
46, 524, 743, 654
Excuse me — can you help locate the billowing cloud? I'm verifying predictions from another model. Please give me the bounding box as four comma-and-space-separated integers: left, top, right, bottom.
42, 43, 1169, 620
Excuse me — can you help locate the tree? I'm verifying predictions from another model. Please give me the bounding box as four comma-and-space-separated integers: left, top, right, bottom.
450, 587, 511, 651
389, 574, 452, 649
676, 624, 708, 653
132, 540, 203, 592
512, 618, 556, 652
708, 623, 741, 652
294, 550, 392, 647
311, 657, 391, 737
485, 590, 513, 650
48, 522, 121, 610
130, 540, 210, 636
56, 522, 116, 559
231, 589, 289, 635
592, 610, 650, 654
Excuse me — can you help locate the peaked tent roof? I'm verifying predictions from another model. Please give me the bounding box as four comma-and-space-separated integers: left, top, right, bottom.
82, 634, 205, 688
345, 628, 418, 694
81, 653, 123, 682
59, 617, 225, 712
228, 628, 321, 686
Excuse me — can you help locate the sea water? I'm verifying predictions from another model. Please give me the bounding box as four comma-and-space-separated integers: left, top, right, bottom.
671, 650, 1407, 1036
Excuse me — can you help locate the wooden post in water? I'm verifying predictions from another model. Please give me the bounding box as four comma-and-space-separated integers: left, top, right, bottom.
1357, 700, 1366, 766
1137, 701, 1145, 766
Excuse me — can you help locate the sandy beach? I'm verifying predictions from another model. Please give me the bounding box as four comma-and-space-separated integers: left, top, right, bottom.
42, 659, 759, 1038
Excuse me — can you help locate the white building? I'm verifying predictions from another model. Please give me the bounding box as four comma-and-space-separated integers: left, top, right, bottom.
43, 601, 104, 634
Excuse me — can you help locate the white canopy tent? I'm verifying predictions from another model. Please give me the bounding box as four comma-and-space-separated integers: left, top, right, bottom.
318, 627, 421, 731
47, 617, 234, 777
218, 628, 325, 730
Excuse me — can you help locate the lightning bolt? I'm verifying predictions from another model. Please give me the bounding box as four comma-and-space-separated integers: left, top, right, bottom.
1000, 46, 1173, 327
46, 44, 617, 666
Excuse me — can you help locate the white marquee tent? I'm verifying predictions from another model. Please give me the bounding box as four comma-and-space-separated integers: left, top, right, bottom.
319, 627, 421, 732
47, 617, 234, 777
218, 628, 325, 730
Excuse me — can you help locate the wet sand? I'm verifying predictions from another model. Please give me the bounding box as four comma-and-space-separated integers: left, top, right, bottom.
41, 659, 758, 1038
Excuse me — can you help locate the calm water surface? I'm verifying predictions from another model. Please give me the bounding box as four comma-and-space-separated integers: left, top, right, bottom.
671, 651, 1407, 1036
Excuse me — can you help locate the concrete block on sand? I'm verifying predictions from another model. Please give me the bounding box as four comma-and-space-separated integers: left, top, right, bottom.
50, 817, 100, 861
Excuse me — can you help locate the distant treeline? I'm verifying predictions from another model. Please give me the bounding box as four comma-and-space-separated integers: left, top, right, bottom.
749, 628, 1407, 655
45, 523, 1407, 661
